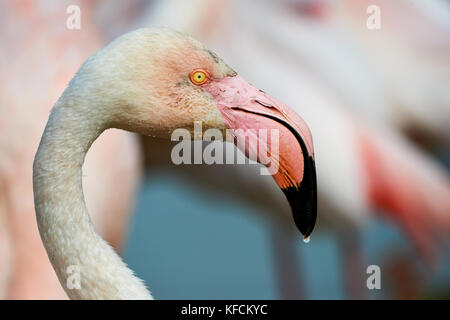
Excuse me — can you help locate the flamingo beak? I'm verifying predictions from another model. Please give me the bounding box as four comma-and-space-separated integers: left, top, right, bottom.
203, 75, 317, 239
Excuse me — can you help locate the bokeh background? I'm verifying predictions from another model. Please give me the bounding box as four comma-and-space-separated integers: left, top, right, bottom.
1, 0, 449, 299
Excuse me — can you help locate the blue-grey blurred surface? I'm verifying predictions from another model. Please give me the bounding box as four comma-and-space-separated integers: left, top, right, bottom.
124, 171, 450, 299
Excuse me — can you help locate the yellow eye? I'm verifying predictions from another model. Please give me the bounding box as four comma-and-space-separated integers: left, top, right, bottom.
189, 69, 209, 85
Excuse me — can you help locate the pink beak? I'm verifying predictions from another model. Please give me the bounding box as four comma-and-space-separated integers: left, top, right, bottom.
204, 75, 317, 239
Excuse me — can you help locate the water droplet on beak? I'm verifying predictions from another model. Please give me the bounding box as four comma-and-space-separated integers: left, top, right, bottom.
303, 236, 310, 243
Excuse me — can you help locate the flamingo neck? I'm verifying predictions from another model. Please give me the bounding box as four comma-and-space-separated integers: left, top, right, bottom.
33, 103, 152, 299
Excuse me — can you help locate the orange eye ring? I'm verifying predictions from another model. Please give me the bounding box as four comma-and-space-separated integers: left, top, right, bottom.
189, 69, 210, 85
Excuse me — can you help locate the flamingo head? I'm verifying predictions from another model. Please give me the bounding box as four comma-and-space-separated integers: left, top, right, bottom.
80, 28, 317, 239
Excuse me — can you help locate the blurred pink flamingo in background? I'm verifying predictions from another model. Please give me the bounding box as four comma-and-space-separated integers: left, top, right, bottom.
141, 0, 450, 298
0, 1, 141, 299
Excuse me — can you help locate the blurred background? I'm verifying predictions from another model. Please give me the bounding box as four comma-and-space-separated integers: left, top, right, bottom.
0, 0, 449, 299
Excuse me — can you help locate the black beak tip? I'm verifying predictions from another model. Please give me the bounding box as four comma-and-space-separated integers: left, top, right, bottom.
283, 187, 317, 238
281, 157, 317, 239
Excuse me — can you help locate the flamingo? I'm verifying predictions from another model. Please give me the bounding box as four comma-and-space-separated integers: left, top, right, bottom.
32, 28, 317, 299
0, 1, 141, 299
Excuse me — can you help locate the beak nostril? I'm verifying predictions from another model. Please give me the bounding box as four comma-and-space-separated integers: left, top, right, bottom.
254, 99, 273, 109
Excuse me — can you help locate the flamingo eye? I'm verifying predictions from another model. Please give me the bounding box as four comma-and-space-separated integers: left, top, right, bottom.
189, 69, 209, 85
